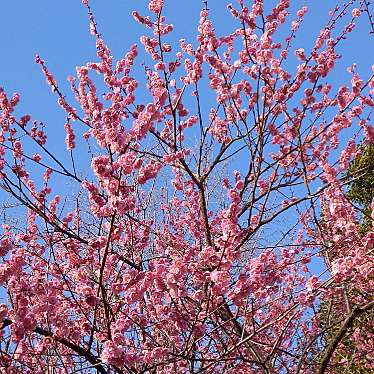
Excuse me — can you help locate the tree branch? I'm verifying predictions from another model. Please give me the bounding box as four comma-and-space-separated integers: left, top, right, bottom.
317, 300, 374, 374
1, 319, 108, 374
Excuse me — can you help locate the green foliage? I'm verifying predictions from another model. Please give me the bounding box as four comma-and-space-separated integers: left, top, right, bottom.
317, 144, 374, 373
347, 143, 374, 234
318, 300, 374, 374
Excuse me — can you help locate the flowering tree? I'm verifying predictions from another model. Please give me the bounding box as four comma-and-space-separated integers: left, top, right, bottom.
0, 0, 373, 373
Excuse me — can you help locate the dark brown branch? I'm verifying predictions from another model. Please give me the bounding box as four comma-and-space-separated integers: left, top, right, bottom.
1, 319, 108, 374
317, 300, 374, 374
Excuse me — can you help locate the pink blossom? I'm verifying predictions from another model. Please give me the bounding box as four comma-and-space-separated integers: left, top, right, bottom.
352, 8, 361, 17
0, 1, 373, 372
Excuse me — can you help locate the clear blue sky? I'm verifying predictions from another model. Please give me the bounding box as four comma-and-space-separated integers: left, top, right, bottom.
1, 1, 372, 124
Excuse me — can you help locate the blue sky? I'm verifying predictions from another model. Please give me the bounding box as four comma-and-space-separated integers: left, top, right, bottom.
1, 1, 372, 122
